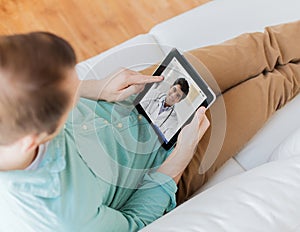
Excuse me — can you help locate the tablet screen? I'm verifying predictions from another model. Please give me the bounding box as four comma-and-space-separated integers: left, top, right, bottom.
134, 48, 215, 150
140, 57, 207, 142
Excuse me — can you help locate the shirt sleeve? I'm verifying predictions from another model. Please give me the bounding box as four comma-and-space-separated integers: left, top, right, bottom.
87, 172, 177, 232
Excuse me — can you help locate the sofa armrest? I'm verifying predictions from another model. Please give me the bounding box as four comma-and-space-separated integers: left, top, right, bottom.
75, 34, 164, 80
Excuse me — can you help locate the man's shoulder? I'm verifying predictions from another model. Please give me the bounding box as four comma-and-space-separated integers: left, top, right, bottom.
147, 88, 165, 98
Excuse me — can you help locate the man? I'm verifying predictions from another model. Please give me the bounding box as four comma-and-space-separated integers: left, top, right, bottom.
1, 20, 300, 231
141, 78, 190, 141
0, 32, 209, 231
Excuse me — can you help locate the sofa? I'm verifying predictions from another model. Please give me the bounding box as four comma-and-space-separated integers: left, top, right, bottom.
76, 0, 300, 231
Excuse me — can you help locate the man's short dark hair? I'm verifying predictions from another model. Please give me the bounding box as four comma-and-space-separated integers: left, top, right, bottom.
0, 32, 76, 145
172, 78, 189, 99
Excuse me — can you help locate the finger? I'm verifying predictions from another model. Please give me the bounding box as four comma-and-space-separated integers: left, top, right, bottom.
197, 115, 210, 138
126, 74, 164, 86
117, 84, 144, 101
190, 107, 206, 127
199, 115, 210, 131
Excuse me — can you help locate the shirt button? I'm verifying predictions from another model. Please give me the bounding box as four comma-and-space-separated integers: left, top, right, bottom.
138, 114, 143, 120
117, 123, 123, 128
104, 120, 109, 124
82, 124, 88, 130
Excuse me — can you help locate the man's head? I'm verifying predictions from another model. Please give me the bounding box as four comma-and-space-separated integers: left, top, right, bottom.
0, 32, 78, 147
165, 78, 189, 106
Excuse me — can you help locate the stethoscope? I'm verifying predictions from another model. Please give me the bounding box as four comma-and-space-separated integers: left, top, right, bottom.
151, 94, 174, 128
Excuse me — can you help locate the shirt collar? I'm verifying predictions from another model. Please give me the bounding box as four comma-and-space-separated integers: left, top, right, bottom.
159, 99, 174, 114
25, 142, 48, 171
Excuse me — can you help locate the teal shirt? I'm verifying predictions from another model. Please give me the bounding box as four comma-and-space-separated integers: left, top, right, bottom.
0, 97, 177, 232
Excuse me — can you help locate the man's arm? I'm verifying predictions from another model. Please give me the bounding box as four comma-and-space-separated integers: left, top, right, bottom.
83, 172, 177, 232
78, 69, 163, 102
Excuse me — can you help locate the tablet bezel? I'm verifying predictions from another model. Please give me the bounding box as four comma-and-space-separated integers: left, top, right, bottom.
134, 48, 216, 150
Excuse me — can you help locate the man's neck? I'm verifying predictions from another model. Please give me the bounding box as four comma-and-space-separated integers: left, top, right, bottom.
163, 100, 171, 108
0, 146, 39, 171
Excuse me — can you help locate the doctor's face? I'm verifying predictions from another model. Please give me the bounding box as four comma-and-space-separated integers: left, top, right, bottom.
165, 84, 184, 106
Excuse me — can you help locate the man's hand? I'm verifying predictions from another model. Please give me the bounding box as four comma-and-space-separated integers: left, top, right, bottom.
100, 69, 163, 102
157, 107, 210, 184
176, 107, 210, 154
79, 68, 163, 102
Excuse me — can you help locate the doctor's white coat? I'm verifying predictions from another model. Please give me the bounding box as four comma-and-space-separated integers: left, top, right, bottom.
140, 89, 179, 141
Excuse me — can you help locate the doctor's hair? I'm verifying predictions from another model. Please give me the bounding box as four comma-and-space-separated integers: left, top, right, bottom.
0, 32, 76, 145
172, 78, 190, 99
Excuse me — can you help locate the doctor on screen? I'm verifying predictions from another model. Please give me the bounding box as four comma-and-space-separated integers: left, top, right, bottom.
141, 78, 190, 141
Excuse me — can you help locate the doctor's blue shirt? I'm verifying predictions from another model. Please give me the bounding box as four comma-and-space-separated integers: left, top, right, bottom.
0, 97, 177, 232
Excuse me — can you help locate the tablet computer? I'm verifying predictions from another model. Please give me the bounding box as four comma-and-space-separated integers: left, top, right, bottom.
134, 48, 216, 150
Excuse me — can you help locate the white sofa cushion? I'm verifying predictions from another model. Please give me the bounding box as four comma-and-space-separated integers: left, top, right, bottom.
195, 158, 245, 194
75, 34, 164, 80
141, 155, 300, 232
149, 0, 300, 51
235, 95, 300, 170
269, 126, 300, 162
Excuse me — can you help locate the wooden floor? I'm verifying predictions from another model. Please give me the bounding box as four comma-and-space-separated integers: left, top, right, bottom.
0, 0, 210, 61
